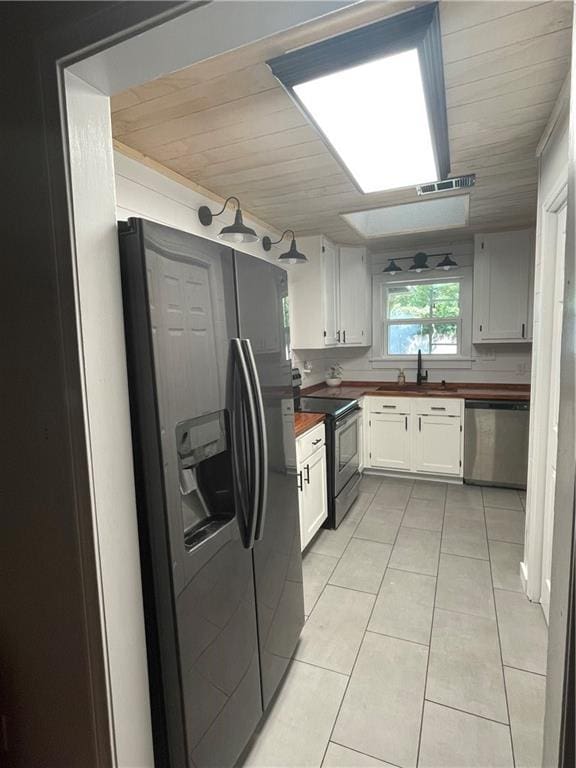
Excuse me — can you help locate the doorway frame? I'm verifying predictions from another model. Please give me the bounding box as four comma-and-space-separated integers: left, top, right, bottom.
524, 176, 568, 608
35, 2, 356, 763
31, 1, 576, 765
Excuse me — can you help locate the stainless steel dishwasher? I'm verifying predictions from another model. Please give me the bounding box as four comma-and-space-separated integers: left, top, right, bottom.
464, 400, 530, 488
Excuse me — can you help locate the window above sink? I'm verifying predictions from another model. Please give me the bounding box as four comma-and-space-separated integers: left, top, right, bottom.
387, 280, 460, 356
371, 264, 474, 368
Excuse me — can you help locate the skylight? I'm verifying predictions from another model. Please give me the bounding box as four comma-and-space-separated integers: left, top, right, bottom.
294, 49, 437, 193
342, 196, 469, 238
267, 4, 449, 195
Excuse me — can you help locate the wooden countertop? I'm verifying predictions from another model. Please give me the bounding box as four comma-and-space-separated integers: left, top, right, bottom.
303, 382, 530, 402
294, 412, 325, 438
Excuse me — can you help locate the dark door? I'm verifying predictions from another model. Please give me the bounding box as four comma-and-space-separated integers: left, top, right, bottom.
120, 219, 262, 768
234, 251, 305, 709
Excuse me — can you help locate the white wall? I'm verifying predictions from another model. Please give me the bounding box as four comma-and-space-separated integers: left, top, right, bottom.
294, 240, 533, 387
66, 73, 154, 767
523, 87, 569, 603
115, 152, 288, 265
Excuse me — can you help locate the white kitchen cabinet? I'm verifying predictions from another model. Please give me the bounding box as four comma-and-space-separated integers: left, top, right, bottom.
339, 246, 370, 345
358, 398, 365, 473
368, 412, 411, 470
473, 229, 534, 343
296, 423, 327, 550
413, 414, 462, 476
322, 238, 340, 346
289, 235, 370, 349
365, 396, 463, 478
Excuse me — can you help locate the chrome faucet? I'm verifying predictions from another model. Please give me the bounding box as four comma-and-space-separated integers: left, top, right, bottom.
417, 349, 428, 386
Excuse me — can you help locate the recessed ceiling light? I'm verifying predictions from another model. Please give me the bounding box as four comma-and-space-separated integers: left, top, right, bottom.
342, 196, 469, 239
294, 49, 436, 193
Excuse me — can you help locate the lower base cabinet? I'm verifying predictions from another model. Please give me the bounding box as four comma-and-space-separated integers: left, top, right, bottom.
296, 423, 327, 550
369, 411, 410, 470
414, 414, 462, 475
367, 397, 464, 477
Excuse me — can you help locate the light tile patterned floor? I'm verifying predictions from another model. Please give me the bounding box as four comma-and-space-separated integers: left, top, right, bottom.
242, 477, 547, 768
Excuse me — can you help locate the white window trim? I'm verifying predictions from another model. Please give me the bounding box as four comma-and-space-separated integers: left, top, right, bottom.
371, 269, 473, 369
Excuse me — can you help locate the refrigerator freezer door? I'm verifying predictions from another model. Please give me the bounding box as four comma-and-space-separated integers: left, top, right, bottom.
234, 251, 305, 709
119, 219, 262, 768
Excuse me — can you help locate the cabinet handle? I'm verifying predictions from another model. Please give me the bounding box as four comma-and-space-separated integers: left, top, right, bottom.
419, 417, 422, 432
431, 406, 446, 411
382, 404, 396, 409
521, 323, 526, 338
336, 330, 341, 342
343, 330, 346, 343
405, 416, 408, 431
305, 464, 310, 484
312, 438, 322, 445
297, 471, 303, 491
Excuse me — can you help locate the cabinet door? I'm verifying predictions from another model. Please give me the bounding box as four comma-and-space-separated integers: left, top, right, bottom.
368, 412, 411, 470
322, 239, 339, 346
299, 448, 328, 550
339, 246, 368, 345
473, 231, 532, 342
414, 415, 461, 475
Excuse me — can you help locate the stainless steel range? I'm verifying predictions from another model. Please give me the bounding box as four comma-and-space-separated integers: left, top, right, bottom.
294, 377, 361, 528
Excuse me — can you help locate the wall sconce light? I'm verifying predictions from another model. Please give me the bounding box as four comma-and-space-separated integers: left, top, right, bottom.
262, 230, 308, 265
409, 252, 431, 272
198, 196, 259, 243
437, 254, 458, 270
382, 251, 458, 275
382, 259, 402, 275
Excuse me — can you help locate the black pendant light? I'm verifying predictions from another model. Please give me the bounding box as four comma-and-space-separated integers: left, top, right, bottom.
437, 253, 458, 271
409, 251, 431, 272
262, 230, 308, 265
383, 259, 402, 276
198, 196, 259, 243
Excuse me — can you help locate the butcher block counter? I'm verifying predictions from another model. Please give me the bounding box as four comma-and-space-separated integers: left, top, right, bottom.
303, 382, 530, 402
294, 412, 326, 437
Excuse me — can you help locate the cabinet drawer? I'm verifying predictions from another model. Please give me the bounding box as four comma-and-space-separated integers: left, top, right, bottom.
368, 396, 411, 413
412, 398, 462, 417
297, 423, 325, 462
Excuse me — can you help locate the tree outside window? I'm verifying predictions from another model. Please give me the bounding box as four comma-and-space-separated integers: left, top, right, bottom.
385, 281, 460, 355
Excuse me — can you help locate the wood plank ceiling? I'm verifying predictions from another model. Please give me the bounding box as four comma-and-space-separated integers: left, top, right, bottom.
111, 0, 573, 250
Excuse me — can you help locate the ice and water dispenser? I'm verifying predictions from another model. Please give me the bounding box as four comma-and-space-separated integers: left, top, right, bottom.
176, 411, 235, 550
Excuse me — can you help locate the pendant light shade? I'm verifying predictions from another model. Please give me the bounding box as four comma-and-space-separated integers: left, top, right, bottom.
382, 251, 459, 276
263, 230, 308, 265
383, 259, 402, 275
409, 251, 431, 273
198, 196, 259, 244
437, 253, 458, 270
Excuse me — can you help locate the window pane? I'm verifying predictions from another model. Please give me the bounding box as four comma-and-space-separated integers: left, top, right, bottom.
388, 322, 458, 355
387, 282, 460, 320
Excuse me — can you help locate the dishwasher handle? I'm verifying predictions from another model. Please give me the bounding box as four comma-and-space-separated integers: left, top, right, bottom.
465, 400, 529, 412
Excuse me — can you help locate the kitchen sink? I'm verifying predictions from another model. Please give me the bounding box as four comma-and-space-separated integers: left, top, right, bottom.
376, 385, 454, 396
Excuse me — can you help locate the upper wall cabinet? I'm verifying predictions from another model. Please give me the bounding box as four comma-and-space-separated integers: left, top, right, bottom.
290, 236, 371, 349
472, 229, 534, 344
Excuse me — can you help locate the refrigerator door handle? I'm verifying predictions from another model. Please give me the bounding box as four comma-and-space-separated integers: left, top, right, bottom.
242, 338, 268, 541
232, 339, 260, 549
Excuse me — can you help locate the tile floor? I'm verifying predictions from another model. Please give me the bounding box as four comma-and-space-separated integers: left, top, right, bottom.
242, 477, 548, 768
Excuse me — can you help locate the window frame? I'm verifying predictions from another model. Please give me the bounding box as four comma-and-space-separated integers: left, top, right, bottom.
385, 279, 462, 356
371, 269, 473, 367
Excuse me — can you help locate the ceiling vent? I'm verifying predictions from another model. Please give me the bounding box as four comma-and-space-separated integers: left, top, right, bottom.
416, 174, 476, 196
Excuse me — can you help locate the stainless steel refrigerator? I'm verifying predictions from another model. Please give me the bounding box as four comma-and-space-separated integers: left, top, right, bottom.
119, 218, 304, 768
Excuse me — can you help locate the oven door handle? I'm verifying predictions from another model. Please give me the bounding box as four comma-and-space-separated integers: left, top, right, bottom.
335, 410, 361, 432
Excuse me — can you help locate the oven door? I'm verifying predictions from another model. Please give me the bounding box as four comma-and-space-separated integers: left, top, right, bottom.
334, 409, 361, 495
